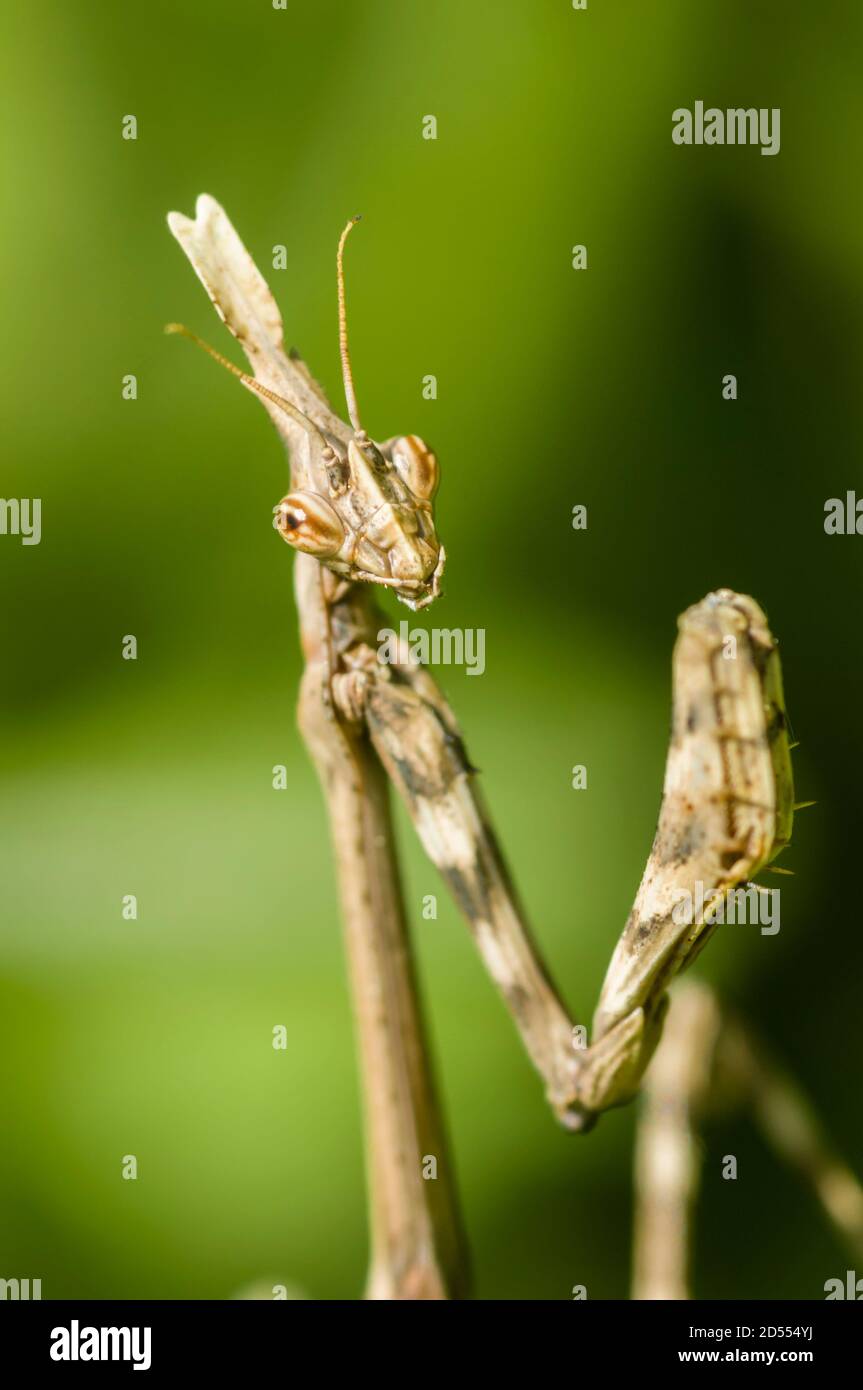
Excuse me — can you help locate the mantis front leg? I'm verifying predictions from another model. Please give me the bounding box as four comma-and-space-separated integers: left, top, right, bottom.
363, 659, 589, 1129
363, 590, 796, 1129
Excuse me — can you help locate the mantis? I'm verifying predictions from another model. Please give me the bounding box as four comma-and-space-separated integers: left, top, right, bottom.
167, 195, 802, 1298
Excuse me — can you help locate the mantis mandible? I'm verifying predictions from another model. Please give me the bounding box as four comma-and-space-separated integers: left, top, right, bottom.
167, 195, 797, 1297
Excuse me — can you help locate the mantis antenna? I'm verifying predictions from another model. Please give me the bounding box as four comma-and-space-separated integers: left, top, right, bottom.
337, 215, 364, 438
164, 323, 335, 454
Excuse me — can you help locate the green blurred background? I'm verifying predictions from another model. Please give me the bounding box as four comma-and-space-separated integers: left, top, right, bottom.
1, 0, 861, 1299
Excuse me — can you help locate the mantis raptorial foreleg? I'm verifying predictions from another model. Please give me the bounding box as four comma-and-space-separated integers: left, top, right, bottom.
358, 591, 795, 1126
363, 662, 587, 1127
592, 594, 793, 1040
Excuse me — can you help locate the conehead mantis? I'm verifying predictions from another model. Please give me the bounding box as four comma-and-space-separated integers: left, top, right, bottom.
167, 196, 802, 1295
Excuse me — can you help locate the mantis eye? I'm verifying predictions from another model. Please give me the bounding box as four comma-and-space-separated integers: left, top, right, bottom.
273, 490, 345, 557
390, 435, 439, 500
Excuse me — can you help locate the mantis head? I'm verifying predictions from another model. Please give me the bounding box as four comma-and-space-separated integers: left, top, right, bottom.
168, 217, 445, 611
272, 425, 443, 610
